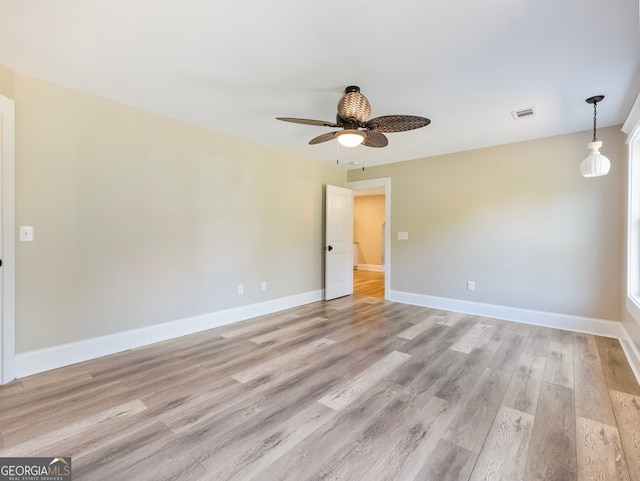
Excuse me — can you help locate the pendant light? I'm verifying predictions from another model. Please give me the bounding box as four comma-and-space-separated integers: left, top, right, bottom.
580, 95, 610, 177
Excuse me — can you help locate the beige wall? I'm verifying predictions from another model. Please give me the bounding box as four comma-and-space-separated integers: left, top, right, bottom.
0, 63, 14, 98
349, 126, 625, 321
11, 69, 345, 353
5, 61, 630, 355
354, 195, 385, 267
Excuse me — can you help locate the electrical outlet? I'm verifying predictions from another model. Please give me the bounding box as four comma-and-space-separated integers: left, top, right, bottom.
261, 281, 267, 291
467, 281, 475, 291
237, 284, 244, 295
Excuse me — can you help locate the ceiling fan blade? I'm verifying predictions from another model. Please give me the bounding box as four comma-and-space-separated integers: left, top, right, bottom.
309, 132, 338, 145
277, 117, 339, 128
365, 115, 431, 133
363, 131, 388, 148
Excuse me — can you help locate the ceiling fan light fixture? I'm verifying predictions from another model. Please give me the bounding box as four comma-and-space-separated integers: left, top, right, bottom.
277, 85, 430, 149
336, 130, 365, 147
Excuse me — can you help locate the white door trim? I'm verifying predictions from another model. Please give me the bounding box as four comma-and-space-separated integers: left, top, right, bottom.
347, 177, 391, 300
0, 94, 16, 385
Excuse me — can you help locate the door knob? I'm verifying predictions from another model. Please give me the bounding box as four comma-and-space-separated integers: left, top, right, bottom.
326, 245, 333, 251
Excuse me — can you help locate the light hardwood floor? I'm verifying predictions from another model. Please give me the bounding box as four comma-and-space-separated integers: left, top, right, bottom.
354, 269, 384, 299
1, 295, 640, 481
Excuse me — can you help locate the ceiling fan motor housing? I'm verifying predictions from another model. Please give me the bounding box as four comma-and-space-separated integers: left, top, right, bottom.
338, 86, 371, 125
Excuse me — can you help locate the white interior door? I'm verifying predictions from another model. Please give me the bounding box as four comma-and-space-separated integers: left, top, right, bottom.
325, 185, 354, 300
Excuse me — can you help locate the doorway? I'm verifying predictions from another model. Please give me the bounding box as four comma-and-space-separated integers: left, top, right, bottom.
347, 178, 390, 300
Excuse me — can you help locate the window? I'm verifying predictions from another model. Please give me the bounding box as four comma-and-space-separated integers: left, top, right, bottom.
625, 98, 640, 321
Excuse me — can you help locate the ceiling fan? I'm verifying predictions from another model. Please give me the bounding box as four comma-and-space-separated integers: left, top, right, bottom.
277, 86, 431, 148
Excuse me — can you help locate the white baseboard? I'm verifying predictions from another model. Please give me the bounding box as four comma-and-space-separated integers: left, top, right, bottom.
620, 325, 640, 386
393, 289, 640, 386
15, 288, 640, 388
389, 290, 623, 338
15, 290, 323, 379
356, 264, 384, 272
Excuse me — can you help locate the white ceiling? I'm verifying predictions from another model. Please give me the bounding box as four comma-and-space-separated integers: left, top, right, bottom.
1, 0, 639, 169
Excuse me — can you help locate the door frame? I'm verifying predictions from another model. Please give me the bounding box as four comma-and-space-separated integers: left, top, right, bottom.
347, 177, 391, 300
0, 94, 16, 385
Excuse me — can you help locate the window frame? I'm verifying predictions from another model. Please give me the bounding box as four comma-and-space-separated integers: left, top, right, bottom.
624, 95, 640, 322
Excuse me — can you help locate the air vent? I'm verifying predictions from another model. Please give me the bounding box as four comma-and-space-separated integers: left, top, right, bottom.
512, 107, 536, 120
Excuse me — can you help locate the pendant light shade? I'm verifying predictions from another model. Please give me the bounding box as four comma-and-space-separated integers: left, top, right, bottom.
336, 129, 365, 147
581, 95, 609, 177
580, 141, 610, 177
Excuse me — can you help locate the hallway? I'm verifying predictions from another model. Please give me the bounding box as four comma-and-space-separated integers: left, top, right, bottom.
354, 269, 384, 299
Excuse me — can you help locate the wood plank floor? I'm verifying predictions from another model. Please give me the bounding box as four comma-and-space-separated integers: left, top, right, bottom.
1, 295, 640, 481
354, 269, 384, 299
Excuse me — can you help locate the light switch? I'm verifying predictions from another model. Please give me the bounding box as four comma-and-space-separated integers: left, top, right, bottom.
20, 226, 34, 242
398, 231, 409, 240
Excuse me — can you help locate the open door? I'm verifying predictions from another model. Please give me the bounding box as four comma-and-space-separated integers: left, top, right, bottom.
325, 185, 354, 300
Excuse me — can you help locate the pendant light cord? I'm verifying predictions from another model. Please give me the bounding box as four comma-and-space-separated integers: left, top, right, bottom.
592, 101, 598, 142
